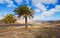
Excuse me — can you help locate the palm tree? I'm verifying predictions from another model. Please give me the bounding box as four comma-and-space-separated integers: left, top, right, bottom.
14, 5, 34, 28
3, 14, 16, 24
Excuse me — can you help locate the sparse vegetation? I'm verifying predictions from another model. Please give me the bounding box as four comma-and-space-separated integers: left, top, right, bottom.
0, 24, 60, 38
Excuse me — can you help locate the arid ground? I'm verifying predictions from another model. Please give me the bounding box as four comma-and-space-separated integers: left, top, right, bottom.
0, 23, 60, 38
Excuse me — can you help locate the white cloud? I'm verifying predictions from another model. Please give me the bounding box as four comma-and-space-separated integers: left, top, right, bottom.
36, 3, 47, 11
39, 0, 57, 4
55, 5, 60, 12
35, 9, 40, 12
32, 0, 59, 20
32, 0, 47, 11
32, 0, 58, 11
33, 5, 60, 20
0, 0, 4, 4
41, 8, 56, 16
0, 16, 4, 20
33, 15, 47, 21
41, 5, 60, 16
32, 0, 57, 5
0, 0, 29, 7
5, 0, 16, 7
14, 0, 22, 4
25, 0, 29, 4
0, 0, 16, 7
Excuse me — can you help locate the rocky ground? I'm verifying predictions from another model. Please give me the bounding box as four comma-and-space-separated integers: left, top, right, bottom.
0, 26, 60, 38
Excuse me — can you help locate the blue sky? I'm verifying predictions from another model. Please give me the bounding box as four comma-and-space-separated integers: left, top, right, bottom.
0, 0, 60, 21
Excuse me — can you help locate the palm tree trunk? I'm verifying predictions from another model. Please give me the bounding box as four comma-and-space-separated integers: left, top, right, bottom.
25, 16, 28, 28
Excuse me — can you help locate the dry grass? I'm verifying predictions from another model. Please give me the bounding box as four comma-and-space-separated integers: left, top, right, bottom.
0, 24, 60, 38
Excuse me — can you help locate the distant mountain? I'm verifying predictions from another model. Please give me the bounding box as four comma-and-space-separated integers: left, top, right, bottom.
45, 20, 60, 24
34, 20, 60, 23
46, 20, 60, 22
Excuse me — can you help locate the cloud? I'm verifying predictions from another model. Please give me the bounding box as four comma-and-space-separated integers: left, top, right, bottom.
0, 0, 4, 4
41, 5, 60, 16
0, 0, 29, 7
0, 0, 16, 7
33, 5, 60, 20
32, 0, 59, 20
5, 0, 16, 7
39, 0, 57, 4
32, 0, 58, 11
33, 15, 48, 21
32, 0, 57, 4
55, 5, 60, 11
35, 9, 40, 12
32, 0, 47, 11
35, 3, 47, 11
14, 0, 22, 4
41, 9, 56, 16
25, 0, 29, 4
0, 16, 4, 20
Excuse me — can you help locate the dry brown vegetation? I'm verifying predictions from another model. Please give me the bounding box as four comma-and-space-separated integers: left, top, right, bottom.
0, 24, 60, 38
